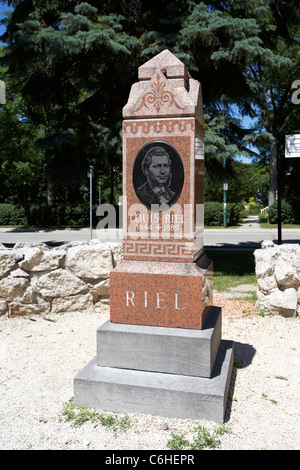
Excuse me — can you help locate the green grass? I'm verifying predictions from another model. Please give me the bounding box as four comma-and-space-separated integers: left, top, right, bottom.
206, 249, 256, 292
60, 398, 131, 435
261, 393, 277, 405
204, 225, 241, 229
167, 424, 230, 450
260, 222, 300, 229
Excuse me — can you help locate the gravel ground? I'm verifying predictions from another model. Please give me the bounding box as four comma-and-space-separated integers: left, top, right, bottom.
0, 293, 299, 451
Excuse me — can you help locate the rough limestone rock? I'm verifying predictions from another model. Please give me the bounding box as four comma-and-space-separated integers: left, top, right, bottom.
274, 245, 300, 288
65, 242, 113, 279
256, 275, 277, 294
257, 288, 297, 317
297, 288, 300, 317
9, 268, 30, 278
14, 242, 48, 249
254, 245, 279, 278
0, 277, 30, 302
0, 240, 123, 317
37, 269, 88, 298
9, 302, 51, 317
255, 241, 300, 318
89, 279, 110, 297
110, 243, 124, 266
261, 240, 275, 249
19, 247, 65, 272
0, 250, 22, 279
51, 293, 94, 314
0, 299, 7, 316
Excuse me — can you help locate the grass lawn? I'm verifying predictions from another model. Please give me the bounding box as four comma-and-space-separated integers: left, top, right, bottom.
204, 225, 240, 229
260, 223, 300, 229
205, 249, 257, 292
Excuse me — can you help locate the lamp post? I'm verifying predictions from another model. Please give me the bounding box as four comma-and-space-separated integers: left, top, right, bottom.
223, 182, 228, 227
276, 140, 282, 245
223, 156, 227, 227
88, 165, 94, 240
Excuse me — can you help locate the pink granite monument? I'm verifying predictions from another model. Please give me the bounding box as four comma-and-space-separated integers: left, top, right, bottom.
74, 50, 233, 423
110, 49, 212, 329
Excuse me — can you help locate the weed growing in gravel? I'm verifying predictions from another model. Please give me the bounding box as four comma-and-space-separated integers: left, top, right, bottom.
61, 398, 131, 435
258, 309, 267, 317
233, 360, 244, 369
166, 432, 190, 450
167, 424, 230, 450
262, 393, 277, 405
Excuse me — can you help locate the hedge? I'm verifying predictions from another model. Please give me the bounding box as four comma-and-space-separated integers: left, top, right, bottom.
0, 204, 27, 225
0, 201, 243, 227
268, 199, 300, 224
204, 202, 243, 226
0, 203, 101, 227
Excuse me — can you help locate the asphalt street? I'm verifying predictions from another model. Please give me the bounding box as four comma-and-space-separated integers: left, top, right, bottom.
0, 216, 299, 249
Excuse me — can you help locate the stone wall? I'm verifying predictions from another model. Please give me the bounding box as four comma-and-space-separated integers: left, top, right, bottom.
0, 241, 123, 317
2, 238, 299, 319
254, 241, 300, 317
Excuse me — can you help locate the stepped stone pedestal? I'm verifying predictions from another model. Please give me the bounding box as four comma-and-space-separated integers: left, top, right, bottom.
74, 50, 233, 423
74, 307, 233, 423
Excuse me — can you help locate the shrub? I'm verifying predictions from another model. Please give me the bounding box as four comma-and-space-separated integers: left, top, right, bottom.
268, 200, 296, 224
204, 202, 243, 226
0, 204, 27, 225
249, 204, 263, 215
259, 215, 268, 224
227, 203, 244, 225
26, 203, 100, 227
204, 202, 223, 226
27, 203, 52, 226
289, 197, 300, 224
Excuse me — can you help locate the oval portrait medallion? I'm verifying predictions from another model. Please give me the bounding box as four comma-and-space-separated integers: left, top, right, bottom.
132, 141, 184, 211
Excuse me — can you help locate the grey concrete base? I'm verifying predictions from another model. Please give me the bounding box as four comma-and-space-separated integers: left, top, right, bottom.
74, 339, 234, 424
97, 306, 221, 378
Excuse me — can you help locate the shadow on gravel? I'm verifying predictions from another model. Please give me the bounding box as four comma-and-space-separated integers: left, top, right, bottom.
224, 341, 256, 422
233, 341, 256, 369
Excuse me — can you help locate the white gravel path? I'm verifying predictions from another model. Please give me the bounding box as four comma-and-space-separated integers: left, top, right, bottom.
0, 301, 299, 451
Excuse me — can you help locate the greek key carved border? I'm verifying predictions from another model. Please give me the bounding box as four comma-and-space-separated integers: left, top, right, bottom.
123, 240, 194, 258
123, 119, 194, 136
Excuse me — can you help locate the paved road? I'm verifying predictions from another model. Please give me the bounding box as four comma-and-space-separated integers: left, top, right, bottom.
204, 215, 300, 248
0, 216, 299, 249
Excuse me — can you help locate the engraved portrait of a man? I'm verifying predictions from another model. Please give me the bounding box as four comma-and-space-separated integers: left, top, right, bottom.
137, 146, 175, 205
133, 141, 184, 210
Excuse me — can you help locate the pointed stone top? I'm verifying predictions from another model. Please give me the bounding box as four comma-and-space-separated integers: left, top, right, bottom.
123, 49, 203, 121
138, 49, 187, 81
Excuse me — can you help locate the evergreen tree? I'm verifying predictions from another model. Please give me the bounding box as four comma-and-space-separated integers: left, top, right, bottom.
1, 0, 140, 205
179, 0, 300, 205
1, 0, 299, 209
0, 45, 45, 205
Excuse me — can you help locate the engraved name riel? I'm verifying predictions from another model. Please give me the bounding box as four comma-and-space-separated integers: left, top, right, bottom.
126, 290, 185, 310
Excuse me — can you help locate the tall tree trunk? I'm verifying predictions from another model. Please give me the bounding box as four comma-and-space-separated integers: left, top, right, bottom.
268, 142, 277, 207
47, 176, 55, 206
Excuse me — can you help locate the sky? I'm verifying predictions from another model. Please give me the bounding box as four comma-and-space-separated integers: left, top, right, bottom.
0, 6, 12, 43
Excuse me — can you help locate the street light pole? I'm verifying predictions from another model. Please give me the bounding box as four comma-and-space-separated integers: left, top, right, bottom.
277, 140, 282, 245
223, 156, 227, 227
223, 183, 228, 227
88, 165, 94, 240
